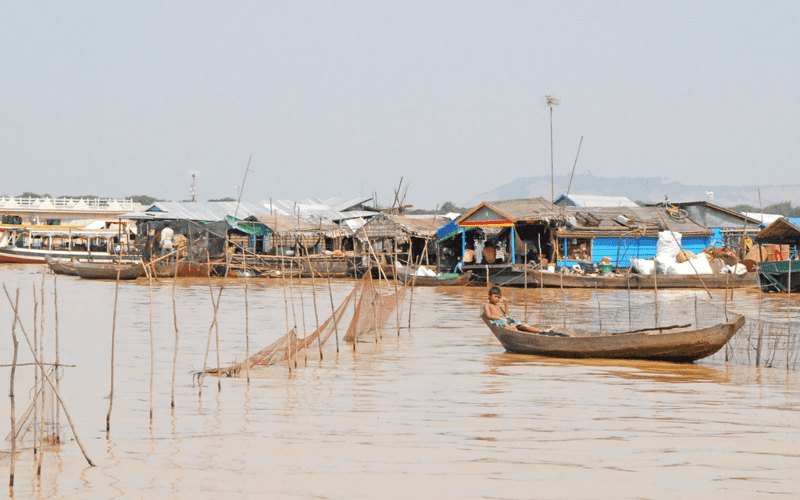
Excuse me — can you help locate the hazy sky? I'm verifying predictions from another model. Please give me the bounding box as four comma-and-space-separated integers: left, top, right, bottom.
2, 1, 798, 208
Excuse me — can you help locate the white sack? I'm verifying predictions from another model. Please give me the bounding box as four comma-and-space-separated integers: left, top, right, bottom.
664, 255, 713, 275
656, 231, 682, 259
630, 258, 655, 275
415, 266, 437, 277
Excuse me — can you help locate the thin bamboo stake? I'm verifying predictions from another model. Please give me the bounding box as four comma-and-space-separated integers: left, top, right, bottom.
653, 262, 659, 329
170, 258, 180, 407
32, 284, 38, 459
242, 248, 251, 383
38, 270, 45, 475
538, 235, 544, 324
280, 250, 292, 373
595, 283, 602, 334
3, 285, 95, 467
53, 273, 60, 442
524, 243, 528, 321
325, 256, 339, 353
308, 254, 323, 361
9, 289, 19, 489
199, 252, 226, 396
393, 242, 400, 336
289, 260, 300, 366
214, 248, 231, 390
106, 259, 122, 432
147, 259, 154, 422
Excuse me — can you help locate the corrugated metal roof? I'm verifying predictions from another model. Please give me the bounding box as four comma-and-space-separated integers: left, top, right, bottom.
741, 212, 783, 225
260, 199, 346, 221
322, 197, 374, 212
132, 201, 267, 221
554, 206, 713, 236
555, 194, 639, 208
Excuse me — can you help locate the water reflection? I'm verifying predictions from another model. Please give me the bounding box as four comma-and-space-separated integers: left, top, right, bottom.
0, 265, 798, 499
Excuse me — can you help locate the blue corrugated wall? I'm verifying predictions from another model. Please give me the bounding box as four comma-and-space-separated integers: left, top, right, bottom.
560, 235, 712, 267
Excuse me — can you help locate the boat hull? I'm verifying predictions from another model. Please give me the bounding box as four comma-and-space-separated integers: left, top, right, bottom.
529, 269, 758, 289
72, 261, 145, 280
397, 270, 472, 286
485, 314, 745, 362
756, 260, 800, 293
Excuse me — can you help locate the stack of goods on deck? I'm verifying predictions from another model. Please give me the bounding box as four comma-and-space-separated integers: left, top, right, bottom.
631, 232, 746, 275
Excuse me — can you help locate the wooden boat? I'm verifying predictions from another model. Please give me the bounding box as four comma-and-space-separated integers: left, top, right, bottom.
0, 225, 136, 265
44, 255, 78, 276
483, 313, 745, 362
72, 260, 145, 280
755, 260, 800, 293
397, 270, 472, 286
527, 269, 758, 289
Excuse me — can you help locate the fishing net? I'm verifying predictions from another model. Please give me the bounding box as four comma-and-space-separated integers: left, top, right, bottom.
208, 270, 408, 377
344, 272, 408, 342
2, 367, 60, 460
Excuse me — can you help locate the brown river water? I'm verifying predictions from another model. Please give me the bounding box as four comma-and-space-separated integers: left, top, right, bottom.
0, 264, 798, 499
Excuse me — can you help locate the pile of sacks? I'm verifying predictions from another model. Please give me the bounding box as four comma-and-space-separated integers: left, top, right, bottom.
631, 232, 747, 276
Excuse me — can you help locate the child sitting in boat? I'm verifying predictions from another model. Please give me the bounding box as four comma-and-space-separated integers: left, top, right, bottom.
482, 286, 552, 333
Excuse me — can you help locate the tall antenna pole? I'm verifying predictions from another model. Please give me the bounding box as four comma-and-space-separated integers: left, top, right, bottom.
235, 155, 252, 219
545, 94, 560, 211
189, 171, 198, 202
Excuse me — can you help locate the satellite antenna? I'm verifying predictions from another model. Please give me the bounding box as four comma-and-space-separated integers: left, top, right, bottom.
189, 171, 198, 202
544, 94, 561, 211
705, 191, 714, 202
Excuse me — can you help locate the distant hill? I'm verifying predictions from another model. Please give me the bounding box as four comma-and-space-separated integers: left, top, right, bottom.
464, 172, 800, 209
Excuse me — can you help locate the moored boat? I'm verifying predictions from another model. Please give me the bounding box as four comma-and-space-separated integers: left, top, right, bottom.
72, 260, 146, 280
527, 268, 758, 289
483, 313, 745, 362
397, 270, 472, 286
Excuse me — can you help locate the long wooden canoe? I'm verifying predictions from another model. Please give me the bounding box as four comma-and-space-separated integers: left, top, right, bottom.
484, 314, 745, 362
397, 270, 472, 286
72, 260, 145, 280
45, 255, 78, 276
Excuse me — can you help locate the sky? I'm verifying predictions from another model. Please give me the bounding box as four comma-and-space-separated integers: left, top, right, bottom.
2, 1, 798, 209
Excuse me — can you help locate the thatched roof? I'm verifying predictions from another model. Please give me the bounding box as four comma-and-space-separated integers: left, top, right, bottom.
355, 214, 449, 240
755, 217, 800, 245
459, 198, 556, 226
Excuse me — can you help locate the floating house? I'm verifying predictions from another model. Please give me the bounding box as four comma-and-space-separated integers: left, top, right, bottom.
447, 198, 715, 273
667, 201, 762, 256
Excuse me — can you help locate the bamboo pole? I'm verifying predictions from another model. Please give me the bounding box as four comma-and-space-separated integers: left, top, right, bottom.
199, 251, 226, 396
653, 261, 659, 329
595, 283, 602, 334
53, 273, 60, 441
325, 256, 339, 353
214, 248, 231, 390
280, 248, 292, 373
9, 289, 19, 489
38, 270, 45, 475
308, 253, 323, 361
170, 258, 180, 406
289, 260, 300, 366
3, 285, 95, 467
242, 248, 251, 383
524, 243, 528, 322
393, 242, 400, 336
32, 284, 38, 459
147, 259, 154, 422
106, 258, 122, 432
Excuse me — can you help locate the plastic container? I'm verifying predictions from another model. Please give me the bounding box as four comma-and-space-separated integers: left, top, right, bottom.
599, 263, 613, 274
547, 264, 556, 273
